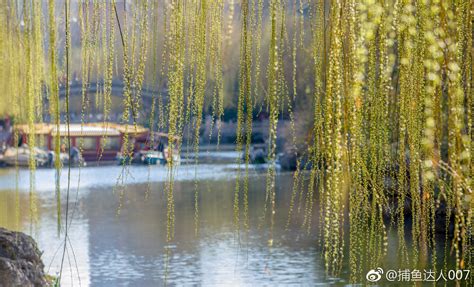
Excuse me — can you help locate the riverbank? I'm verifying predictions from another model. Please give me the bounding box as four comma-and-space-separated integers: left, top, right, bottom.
0, 228, 50, 286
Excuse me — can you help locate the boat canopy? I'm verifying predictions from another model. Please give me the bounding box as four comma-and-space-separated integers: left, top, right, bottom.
14, 122, 148, 137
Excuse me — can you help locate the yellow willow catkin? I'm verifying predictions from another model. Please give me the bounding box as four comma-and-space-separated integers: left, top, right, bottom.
303, 0, 324, 235
364, 0, 388, 268
208, 3, 218, 142
115, 0, 139, 214
166, 0, 186, 242
422, 0, 443, 272
131, 0, 149, 129
348, 1, 396, 279
348, 0, 368, 281
396, 0, 411, 266
276, 6, 287, 117
156, 0, 170, 132
99, 2, 115, 161
48, 0, 61, 235
149, 0, 160, 134
111, 2, 127, 203
145, 0, 160, 199
4, 0, 22, 233
244, 0, 255, 233
77, 0, 95, 219
263, 0, 281, 248
192, 0, 208, 235
2, 1, 14, 115
0, 2, 4, 114
286, 0, 303, 233
291, 0, 297, 102
402, 3, 428, 264
233, 0, 253, 233
444, 0, 471, 270
117, 2, 135, 161
96, 0, 107, 110
233, 0, 243, 232
411, 0, 431, 268
32, 0, 44, 122
253, 0, 263, 106
79, 0, 94, 125
407, 0, 424, 267
23, 0, 38, 231
453, 0, 472, 272
59, 0, 72, 281
462, 0, 472, 279
399, 0, 430, 267
119, 2, 133, 138
208, 0, 224, 146
379, 0, 395, 260
90, 0, 100, 110
284, 0, 301, 231
322, 0, 345, 275
119, 1, 149, 175
182, 0, 195, 165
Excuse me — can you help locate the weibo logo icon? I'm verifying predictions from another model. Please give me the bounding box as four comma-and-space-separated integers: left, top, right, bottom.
366, 267, 384, 282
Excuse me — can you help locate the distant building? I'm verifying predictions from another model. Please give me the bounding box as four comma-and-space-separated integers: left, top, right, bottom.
14, 123, 148, 161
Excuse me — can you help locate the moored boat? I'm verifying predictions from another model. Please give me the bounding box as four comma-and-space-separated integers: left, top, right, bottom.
1, 145, 85, 167
116, 132, 181, 165
1, 146, 49, 167
14, 122, 148, 163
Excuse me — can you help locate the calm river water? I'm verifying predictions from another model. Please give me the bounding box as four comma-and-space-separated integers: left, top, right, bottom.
0, 153, 454, 286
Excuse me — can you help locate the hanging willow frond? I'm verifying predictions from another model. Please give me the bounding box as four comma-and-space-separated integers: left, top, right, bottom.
0, 0, 471, 283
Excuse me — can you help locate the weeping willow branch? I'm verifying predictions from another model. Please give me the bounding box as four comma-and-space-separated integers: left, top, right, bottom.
0, 0, 471, 283
59, 0, 71, 282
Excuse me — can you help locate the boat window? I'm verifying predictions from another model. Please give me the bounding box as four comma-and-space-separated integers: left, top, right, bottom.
36, 135, 48, 149
50, 137, 67, 150
101, 137, 120, 150
77, 137, 97, 150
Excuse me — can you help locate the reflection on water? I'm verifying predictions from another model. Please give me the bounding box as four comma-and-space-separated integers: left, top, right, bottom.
0, 158, 451, 286
0, 162, 334, 286
83, 174, 334, 286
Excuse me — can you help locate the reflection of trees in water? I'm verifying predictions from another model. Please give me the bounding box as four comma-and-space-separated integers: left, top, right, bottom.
0, 190, 39, 232
83, 174, 321, 285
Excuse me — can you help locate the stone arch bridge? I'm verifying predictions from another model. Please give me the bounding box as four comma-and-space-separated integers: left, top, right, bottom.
58, 80, 167, 103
